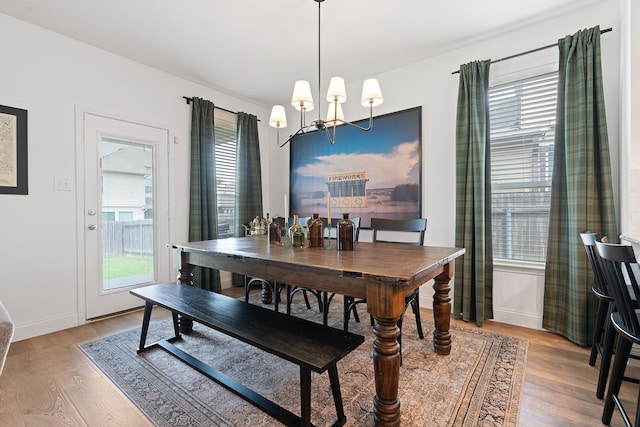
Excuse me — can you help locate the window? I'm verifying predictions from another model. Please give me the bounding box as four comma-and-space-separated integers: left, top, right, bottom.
214, 108, 238, 238
489, 72, 557, 263
119, 211, 133, 221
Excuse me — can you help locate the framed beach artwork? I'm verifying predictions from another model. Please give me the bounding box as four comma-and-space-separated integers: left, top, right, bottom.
0, 105, 28, 195
289, 106, 422, 228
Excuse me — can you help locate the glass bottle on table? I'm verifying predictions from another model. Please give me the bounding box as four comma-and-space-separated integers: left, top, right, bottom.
289, 214, 306, 248
338, 213, 355, 251
269, 218, 281, 244
307, 213, 324, 248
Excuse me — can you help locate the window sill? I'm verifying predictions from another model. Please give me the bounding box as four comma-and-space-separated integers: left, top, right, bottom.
493, 258, 545, 274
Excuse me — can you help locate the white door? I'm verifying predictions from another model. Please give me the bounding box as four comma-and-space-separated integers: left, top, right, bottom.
79, 111, 171, 319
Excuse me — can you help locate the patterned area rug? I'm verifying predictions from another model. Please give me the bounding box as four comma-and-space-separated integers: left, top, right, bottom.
80, 293, 527, 426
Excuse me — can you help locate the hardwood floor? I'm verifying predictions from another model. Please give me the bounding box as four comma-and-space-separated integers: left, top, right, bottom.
0, 295, 637, 426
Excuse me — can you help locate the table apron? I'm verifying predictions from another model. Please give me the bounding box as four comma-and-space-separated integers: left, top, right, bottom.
183, 251, 373, 299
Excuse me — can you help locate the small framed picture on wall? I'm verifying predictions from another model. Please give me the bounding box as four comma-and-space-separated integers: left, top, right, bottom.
0, 104, 28, 195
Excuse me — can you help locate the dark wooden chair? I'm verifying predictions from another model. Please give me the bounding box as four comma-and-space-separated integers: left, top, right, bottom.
596, 240, 640, 426
244, 217, 312, 311
287, 217, 360, 325
580, 231, 614, 398
279, 217, 325, 314
345, 218, 427, 362
582, 232, 639, 399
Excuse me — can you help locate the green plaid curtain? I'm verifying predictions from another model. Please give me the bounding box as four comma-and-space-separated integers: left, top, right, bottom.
232, 112, 263, 287
543, 26, 617, 346
188, 97, 221, 292
454, 60, 494, 326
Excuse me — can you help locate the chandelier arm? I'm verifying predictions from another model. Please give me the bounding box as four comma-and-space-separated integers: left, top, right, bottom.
277, 123, 314, 148
341, 117, 374, 132
335, 104, 375, 131
278, 130, 302, 148
324, 126, 335, 145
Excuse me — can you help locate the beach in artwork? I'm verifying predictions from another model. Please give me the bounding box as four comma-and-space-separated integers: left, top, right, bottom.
295, 186, 419, 228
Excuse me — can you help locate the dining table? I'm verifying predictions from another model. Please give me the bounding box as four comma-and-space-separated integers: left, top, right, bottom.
171, 235, 465, 426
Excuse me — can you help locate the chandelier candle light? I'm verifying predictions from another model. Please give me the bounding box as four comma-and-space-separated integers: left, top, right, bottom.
268, 0, 384, 147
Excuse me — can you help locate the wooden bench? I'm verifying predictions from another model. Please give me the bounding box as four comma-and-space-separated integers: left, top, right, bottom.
130, 283, 364, 427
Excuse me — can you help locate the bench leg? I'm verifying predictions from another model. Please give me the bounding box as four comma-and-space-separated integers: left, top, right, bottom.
328, 365, 347, 426
137, 302, 154, 353
300, 366, 312, 427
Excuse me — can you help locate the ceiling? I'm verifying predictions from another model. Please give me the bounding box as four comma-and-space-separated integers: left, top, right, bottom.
0, 0, 605, 108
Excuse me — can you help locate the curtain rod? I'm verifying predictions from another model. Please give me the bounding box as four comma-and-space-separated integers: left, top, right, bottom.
451, 27, 612, 75
182, 96, 261, 121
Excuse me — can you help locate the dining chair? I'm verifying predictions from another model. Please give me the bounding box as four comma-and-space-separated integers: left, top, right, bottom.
244, 277, 285, 311
580, 231, 615, 398
280, 217, 325, 314
596, 240, 640, 426
243, 216, 295, 311
245, 216, 325, 313
320, 217, 360, 325
287, 217, 361, 325
345, 217, 427, 362
582, 232, 639, 399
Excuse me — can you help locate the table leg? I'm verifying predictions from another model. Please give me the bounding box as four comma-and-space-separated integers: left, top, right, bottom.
177, 265, 194, 285
372, 316, 401, 426
261, 282, 273, 304
432, 262, 453, 355
177, 259, 194, 334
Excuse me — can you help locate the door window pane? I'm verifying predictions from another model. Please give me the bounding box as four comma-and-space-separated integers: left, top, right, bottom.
101, 137, 155, 290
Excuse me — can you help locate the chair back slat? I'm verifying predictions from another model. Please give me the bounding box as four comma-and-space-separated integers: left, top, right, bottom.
596, 241, 640, 337
580, 231, 609, 297
371, 218, 427, 246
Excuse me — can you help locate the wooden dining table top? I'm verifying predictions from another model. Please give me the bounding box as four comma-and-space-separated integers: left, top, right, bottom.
172, 236, 465, 299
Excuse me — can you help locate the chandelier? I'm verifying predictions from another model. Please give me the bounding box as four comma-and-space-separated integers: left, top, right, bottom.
268, 0, 384, 147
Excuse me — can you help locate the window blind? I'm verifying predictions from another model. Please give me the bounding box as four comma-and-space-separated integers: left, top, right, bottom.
489, 72, 557, 263
214, 108, 238, 238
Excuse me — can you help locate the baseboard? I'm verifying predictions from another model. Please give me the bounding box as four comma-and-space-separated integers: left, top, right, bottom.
13, 313, 79, 342
418, 292, 542, 330
491, 307, 542, 330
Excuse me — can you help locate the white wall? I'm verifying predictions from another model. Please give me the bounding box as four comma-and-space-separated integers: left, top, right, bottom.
266, 0, 624, 329
0, 13, 271, 341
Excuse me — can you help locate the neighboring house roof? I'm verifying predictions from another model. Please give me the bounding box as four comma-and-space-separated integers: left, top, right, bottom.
101, 144, 152, 175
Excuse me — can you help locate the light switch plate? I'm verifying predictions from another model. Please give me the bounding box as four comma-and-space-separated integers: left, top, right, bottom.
54, 177, 72, 191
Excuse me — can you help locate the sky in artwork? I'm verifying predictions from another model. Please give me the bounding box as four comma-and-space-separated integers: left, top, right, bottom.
290, 107, 421, 193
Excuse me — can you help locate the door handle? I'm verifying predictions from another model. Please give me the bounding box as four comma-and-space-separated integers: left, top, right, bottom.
88, 224, 97, 230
